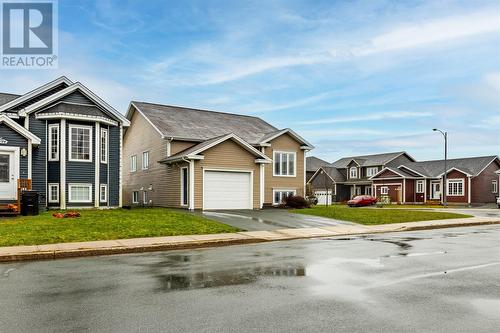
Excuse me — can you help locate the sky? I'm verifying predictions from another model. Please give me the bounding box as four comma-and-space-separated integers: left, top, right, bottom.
1, 0, 499, 162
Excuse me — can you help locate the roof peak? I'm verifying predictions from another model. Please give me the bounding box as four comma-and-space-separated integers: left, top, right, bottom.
415, 155, 498, 163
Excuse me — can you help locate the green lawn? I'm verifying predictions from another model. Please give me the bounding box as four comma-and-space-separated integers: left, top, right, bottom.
293, 205, 473, 225
0, 208, 239, 247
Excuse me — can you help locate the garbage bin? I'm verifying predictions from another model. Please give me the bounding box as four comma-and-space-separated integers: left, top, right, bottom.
21, 190, 39, 216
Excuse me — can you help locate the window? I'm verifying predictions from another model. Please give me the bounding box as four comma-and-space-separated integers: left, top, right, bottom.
100, 184, 107, 203
416, 180, 424, 193
492, 180, 498, 194
349, 167, 358, 178
130, 155, 137, 172
447, 179, 464, 196
273, 190, 296, 205
68, 184, 92, 203
48, 183, 59, 203
100, 128, 108, 164
48, 124, 59, 161
69, 125, 92, 162
142, 151, 149, 170
180, 167, 189, 206
365, 187, 372, 196
132, 191, 139, 204
143, 191, 148, 205
273, 151, 296, 176
366, 167, 378, 177
381, 187, 389, 195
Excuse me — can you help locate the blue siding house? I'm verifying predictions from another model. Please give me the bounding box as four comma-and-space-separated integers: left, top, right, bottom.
0, 77, 130, 209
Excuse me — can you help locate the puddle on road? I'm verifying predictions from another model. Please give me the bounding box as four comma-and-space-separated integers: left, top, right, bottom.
202, 211, 289, 228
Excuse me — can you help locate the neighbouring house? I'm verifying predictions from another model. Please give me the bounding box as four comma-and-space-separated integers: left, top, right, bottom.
307, 152, 414, 202
308, 151, 500, 205
305, 156, 331, 182
122, 102, 314, 210
370, 156, 500, 205
0, 77, 130, 210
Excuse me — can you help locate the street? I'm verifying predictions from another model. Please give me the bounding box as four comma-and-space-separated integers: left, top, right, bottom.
1, 226, 499, 333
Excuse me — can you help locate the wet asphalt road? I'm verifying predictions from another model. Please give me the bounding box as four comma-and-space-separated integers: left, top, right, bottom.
1, 226, 499, 333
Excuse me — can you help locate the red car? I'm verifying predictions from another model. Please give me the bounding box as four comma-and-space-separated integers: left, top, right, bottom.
347, 195, 377, 207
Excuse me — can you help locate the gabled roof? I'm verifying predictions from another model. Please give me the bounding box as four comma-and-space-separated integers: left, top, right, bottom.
0, 114, 41, 144
0, 76, 73, 112
306, 156, 332, 172
369, 166, 418, 179
19, 82, 130, 126
332, 151, 413, 168
0, 93, 20, 106
258, 128, 314, 149
128, 102, 278, 144
159, 133, 272, 164
308, 166, 346, 184
401, 156, 499, 178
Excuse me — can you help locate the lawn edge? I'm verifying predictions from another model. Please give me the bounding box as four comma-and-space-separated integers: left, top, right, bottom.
1, 217, 499, 263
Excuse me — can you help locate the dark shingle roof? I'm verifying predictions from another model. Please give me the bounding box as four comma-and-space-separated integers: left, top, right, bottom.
332, 152, 407, 168
401, 156, 499, 177
306, 156, 332, 172
0, 92, 20, 106
322, 166, 346, 182
132, 102, 278, 144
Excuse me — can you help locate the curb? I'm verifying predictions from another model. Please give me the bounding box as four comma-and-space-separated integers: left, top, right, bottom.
1, 219, 499, 263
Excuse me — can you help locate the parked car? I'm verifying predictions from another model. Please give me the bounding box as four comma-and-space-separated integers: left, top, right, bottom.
347, 195, 377, 207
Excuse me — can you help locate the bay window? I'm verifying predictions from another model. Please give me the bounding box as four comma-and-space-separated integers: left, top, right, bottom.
48, 124, 59, 161
69, 184, 92, 203
100, 128, 108, 164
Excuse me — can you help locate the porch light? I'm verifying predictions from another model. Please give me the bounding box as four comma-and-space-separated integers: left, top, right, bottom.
20, 148, 27, 157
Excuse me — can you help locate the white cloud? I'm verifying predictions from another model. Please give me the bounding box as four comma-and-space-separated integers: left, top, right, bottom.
300, 111, 434, 125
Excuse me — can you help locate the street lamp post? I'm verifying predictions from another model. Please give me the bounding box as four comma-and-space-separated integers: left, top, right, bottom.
433, 129, 448, 207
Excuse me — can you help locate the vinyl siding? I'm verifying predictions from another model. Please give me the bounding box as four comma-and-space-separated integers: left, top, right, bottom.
193, 139, 260, 210
122, 109, 167, 206
164, 161, 188, 208
263, 133, 305, 205
171, 140, 196, 155
108, 125, 120, 206
29, 114, 46, 203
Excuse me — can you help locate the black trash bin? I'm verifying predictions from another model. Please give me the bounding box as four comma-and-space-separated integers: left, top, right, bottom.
21, 190, 39, 216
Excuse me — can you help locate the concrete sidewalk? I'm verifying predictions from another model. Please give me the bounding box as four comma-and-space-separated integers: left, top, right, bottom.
1, 217, 499, 262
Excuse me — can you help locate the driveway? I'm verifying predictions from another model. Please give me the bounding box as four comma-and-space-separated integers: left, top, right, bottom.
197, 209, 356, 231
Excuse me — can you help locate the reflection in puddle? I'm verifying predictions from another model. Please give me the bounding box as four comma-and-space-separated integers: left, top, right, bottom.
157, 265, 306, 291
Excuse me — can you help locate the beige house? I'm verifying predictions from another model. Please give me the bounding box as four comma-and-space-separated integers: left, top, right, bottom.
122, 102, 313, 210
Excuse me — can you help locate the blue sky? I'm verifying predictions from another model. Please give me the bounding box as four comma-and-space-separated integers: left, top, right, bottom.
1, 0, 499, 162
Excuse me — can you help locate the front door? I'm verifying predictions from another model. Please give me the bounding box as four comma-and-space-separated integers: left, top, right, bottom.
430, 182, 441, 200
0, 148, 19, 200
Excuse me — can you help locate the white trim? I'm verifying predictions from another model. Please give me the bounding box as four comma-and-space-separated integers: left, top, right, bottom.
0, 76, 73, 112
349, 166, 358, 179
446, 179, 465, 196
492, 180, 498, 194
20, 82, 130, 126
366, 166, 379, 177
384, 152, 416, 165
166, 140, 172, 157
180, 166, 189, 207
48, 183, 59, 203
380, 186, 389, 195
189, 160, 195, 210
0, 114, 41, 144
369, 167, 409, 180
307, 167, 336, 184
468, 177, 472, 204
60, 119, 66, 209
272, 189, 297, 206
416, 180, 424, 193
130, 155, 137, 172
303, 151, 306, 197
35, 113, 118, 126
260, 163, 265, 209
475, 157, 500, 177
0, 146, 20, 200
68, 183, 93, 203
100, 127, 108, 164
397, 165, 426, 177
48, 123, 59, 161
259, 128, 314, 149
27, 139, 32, 179
202, 168, 254, 210
437, 167, 473, 178
132, 191, 139, 204
273, 150, 297, 177
94, 122, 100, 208
142, 151, 150, 170
68, 124, 93, 162
143, 191, 148, 205
99, 184, 108, 203
190, 133, 270, 161
127, 102, 164, 137
403, 179, 406, 203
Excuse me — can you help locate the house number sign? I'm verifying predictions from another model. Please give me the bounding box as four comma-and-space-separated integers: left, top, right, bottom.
0, 137, 8, 144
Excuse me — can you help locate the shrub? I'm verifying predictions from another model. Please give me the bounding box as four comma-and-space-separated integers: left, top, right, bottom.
284, 195, 310, 209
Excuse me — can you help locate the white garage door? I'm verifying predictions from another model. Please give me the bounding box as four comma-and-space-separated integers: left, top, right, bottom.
204, 171, 252, 210
315, 190, 333, 205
